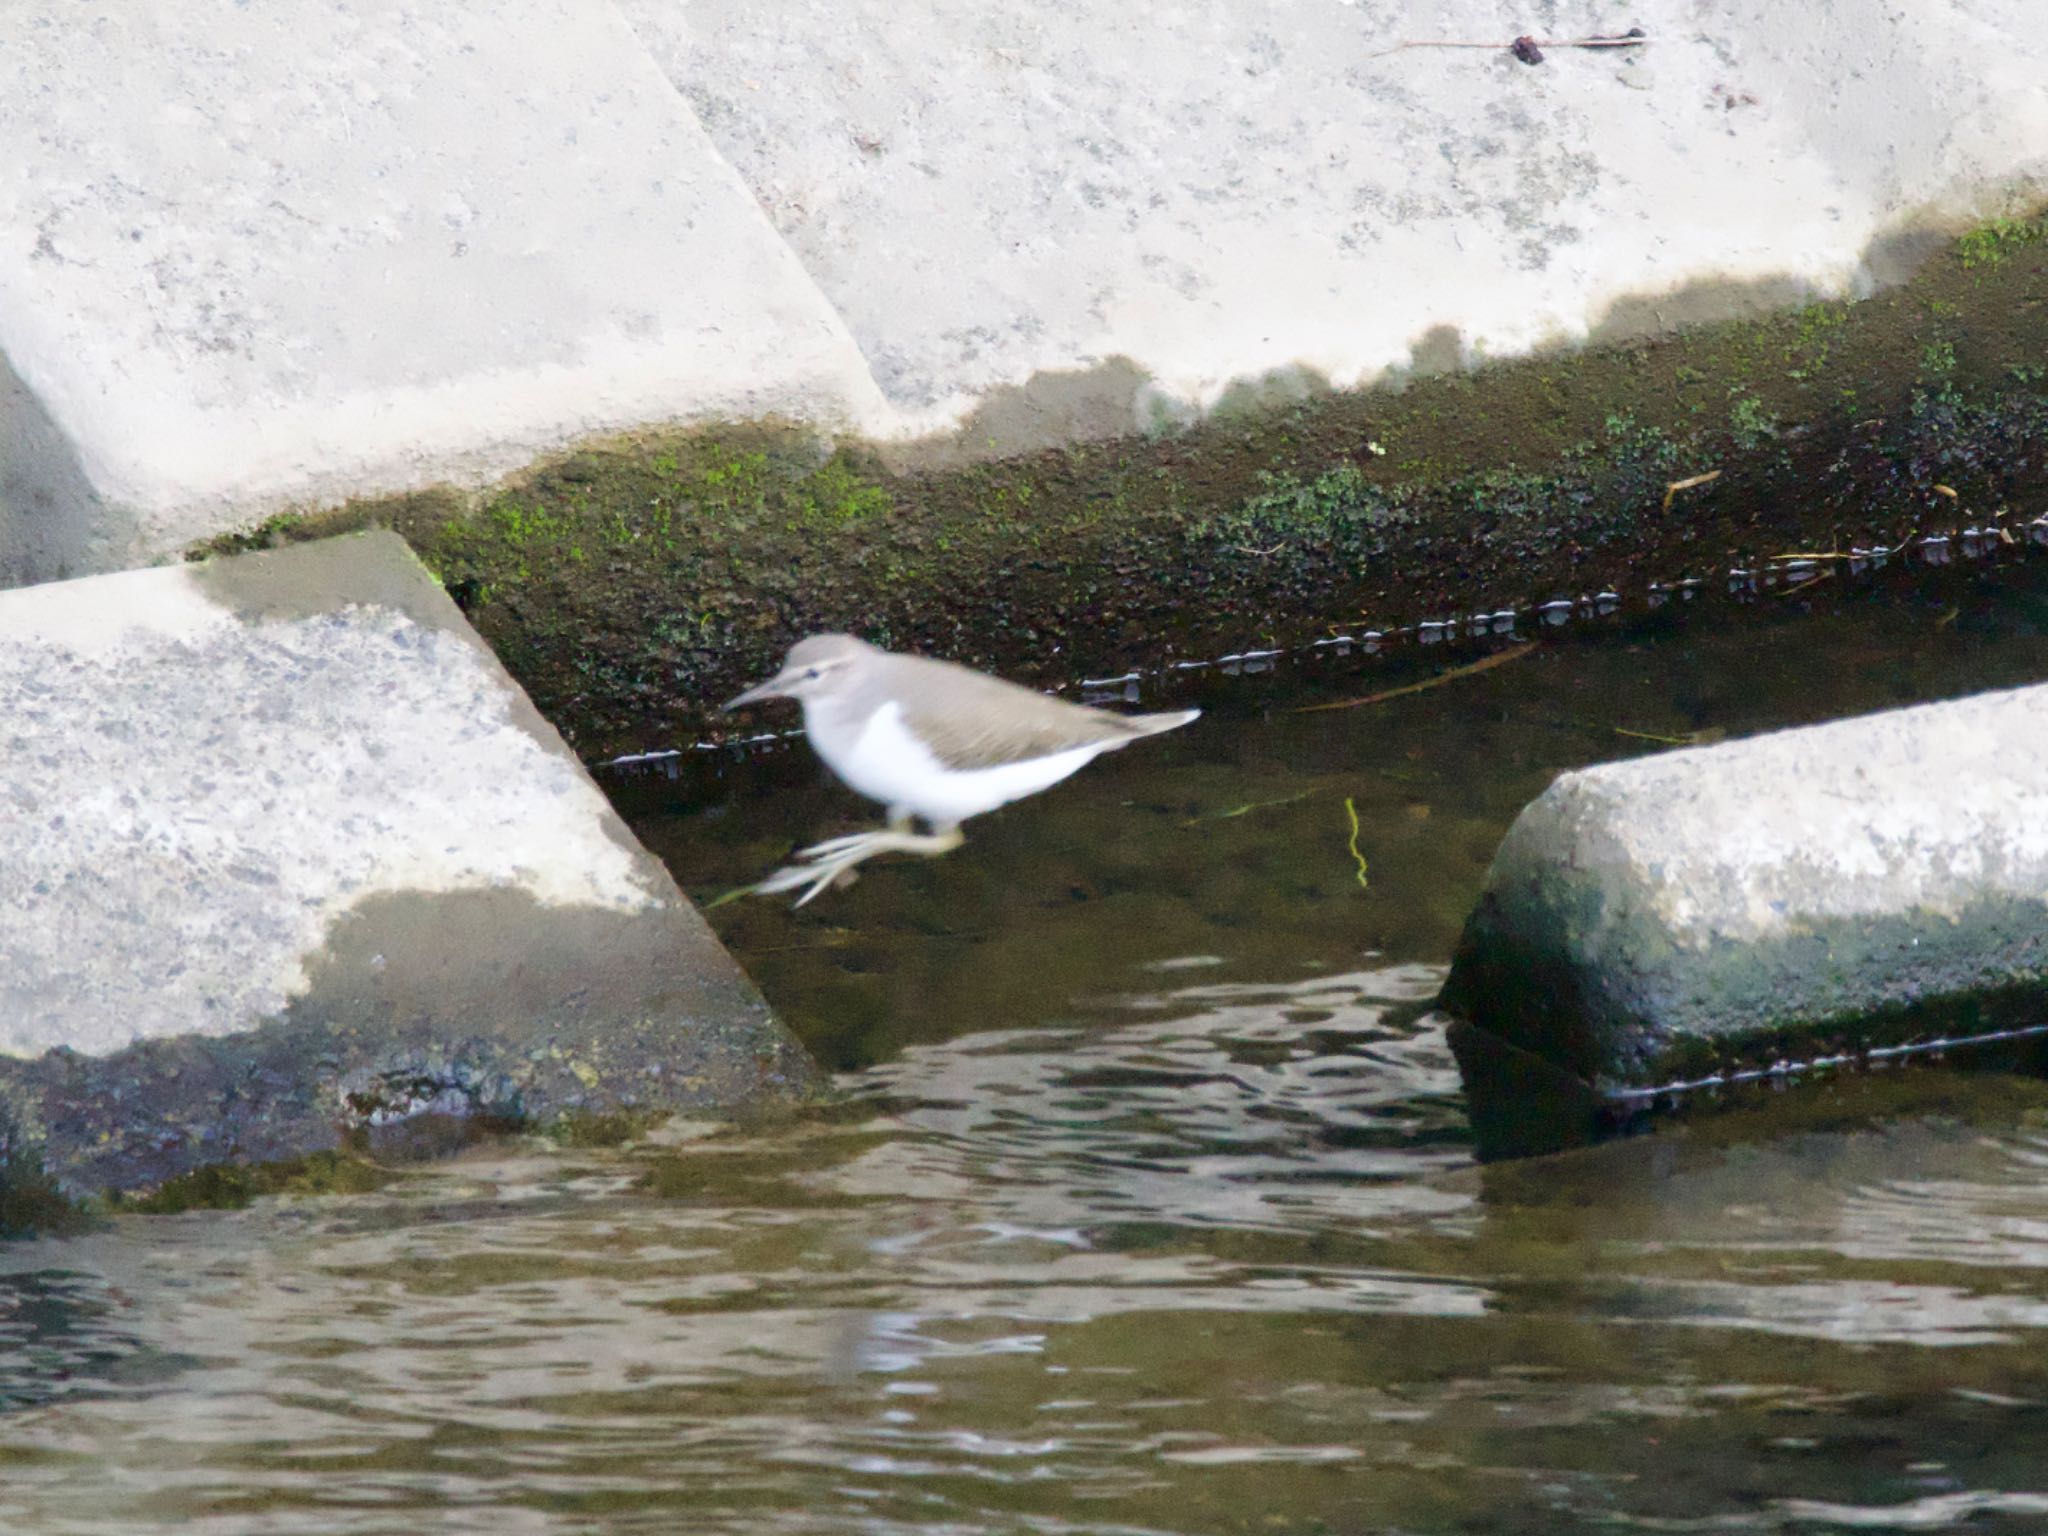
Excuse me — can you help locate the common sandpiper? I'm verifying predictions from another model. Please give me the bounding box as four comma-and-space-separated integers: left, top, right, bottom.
726, 634, 1199, 904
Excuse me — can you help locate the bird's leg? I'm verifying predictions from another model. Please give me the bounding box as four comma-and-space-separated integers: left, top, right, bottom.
823, 807, 915, 892
789, 809, 926, 859
752, 820, 966, 908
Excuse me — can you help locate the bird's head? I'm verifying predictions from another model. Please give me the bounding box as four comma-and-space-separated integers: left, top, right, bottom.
725, 634, 871, 710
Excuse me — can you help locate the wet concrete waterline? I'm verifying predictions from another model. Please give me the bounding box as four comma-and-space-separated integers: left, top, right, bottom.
8, 571, 2048, 1533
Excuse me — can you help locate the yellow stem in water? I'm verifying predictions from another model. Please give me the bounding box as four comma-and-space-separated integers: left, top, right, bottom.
1344, 797, 1369, 891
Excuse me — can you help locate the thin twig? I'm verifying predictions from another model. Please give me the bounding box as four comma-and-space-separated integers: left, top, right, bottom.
1778, 568, 1836, 598
1183, 789, 1317, 828
1613, 725, 1712, 746
1661, 469, 1722, 513
1368, 32, 1649, 60
1294, 641, 1537, 713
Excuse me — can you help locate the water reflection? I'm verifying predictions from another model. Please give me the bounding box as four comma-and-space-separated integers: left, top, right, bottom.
0, 1269, 194, 1412
836, 965, 1470, 1238
7, 971, 2048, 1531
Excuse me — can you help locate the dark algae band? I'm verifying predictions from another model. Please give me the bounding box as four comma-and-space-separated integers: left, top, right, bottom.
193, 212, 2048, 761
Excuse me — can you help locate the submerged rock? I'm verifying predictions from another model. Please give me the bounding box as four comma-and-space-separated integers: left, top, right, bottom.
0, 532, 816, 1221
1440, 682, 2048, 1159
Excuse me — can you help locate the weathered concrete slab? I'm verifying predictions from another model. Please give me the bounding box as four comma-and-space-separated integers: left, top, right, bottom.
625, 0, 2048, 439
0, 532, 815, 1206
6, 0, 2048, 578
1440, 682, 2048, 1156
0, 0, 886, 587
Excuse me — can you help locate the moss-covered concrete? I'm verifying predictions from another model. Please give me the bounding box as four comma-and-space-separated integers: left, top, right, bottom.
0, 534, 827, 1231
0, 887, 820, 1210
1436, 660, 2048, 1160
192, 214, 2048, 760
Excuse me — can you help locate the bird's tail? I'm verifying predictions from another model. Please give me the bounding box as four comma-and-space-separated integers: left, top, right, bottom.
1123, 707, 1201, 738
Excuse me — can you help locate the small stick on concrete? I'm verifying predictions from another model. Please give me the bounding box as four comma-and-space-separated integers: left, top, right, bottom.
1367, 30, 1648, 62
1661, 469, 1722, 513
1294, 641, 1537, 713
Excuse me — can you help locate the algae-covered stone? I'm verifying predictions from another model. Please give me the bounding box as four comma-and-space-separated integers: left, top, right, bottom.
1440, 682, 2048, 1154
0, 532, 816, 1216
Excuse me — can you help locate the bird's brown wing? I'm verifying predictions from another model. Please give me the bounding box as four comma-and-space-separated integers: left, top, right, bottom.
880, 652, 1165, 771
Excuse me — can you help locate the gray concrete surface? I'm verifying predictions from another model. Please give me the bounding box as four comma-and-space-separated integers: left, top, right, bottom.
0, 532, 815, 1204
630, 0, 2048, 434
1439, 681, 2048, 1152
3, 0, 2047, 580
0, 0, 886, 586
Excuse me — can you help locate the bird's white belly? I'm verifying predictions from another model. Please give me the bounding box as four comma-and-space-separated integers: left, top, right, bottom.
809, 701, 1104, 824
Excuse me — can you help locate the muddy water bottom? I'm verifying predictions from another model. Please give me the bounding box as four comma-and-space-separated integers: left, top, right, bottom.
9, 575, 2048, 1533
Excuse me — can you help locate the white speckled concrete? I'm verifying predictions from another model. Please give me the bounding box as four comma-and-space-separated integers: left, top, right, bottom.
2, 560, 643, 1057
0, 532, 813, 1199
1523, 686, 2048, 942
3, 0, 2046, 581
622, 0, 2048, 429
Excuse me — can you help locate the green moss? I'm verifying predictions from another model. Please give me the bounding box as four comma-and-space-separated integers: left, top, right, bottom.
1920, 339, 1958, 379
1782, 300, 1848, 380
547, 1107, 670, 1149
187, 487, 471, 565
0, 1164, 85, 1239
1957, 213, 2047, 269
110, 1150, 394, 1215
1197, 463, 1400, 547
417, 434, 892, 604
1726, 391, 1780, 449
199, 510, 312, 557
801, 463, 888, 522
181, 211, 2048, 759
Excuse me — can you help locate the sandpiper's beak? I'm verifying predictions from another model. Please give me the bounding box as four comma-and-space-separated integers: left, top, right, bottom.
724, 673, 793, 710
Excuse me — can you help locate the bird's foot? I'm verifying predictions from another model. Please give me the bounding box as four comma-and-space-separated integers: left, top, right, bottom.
751, 825, 965, 908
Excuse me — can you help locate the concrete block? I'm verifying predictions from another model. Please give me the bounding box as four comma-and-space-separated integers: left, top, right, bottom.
0, 0, 887, 586
4, 0, 2046, 574
626, 0, 2048, 437
1440, 682, 2048, 1155
0, 532, 815, 1206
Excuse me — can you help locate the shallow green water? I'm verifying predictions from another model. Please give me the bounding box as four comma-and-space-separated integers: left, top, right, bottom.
10, 575, 2048, 1533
